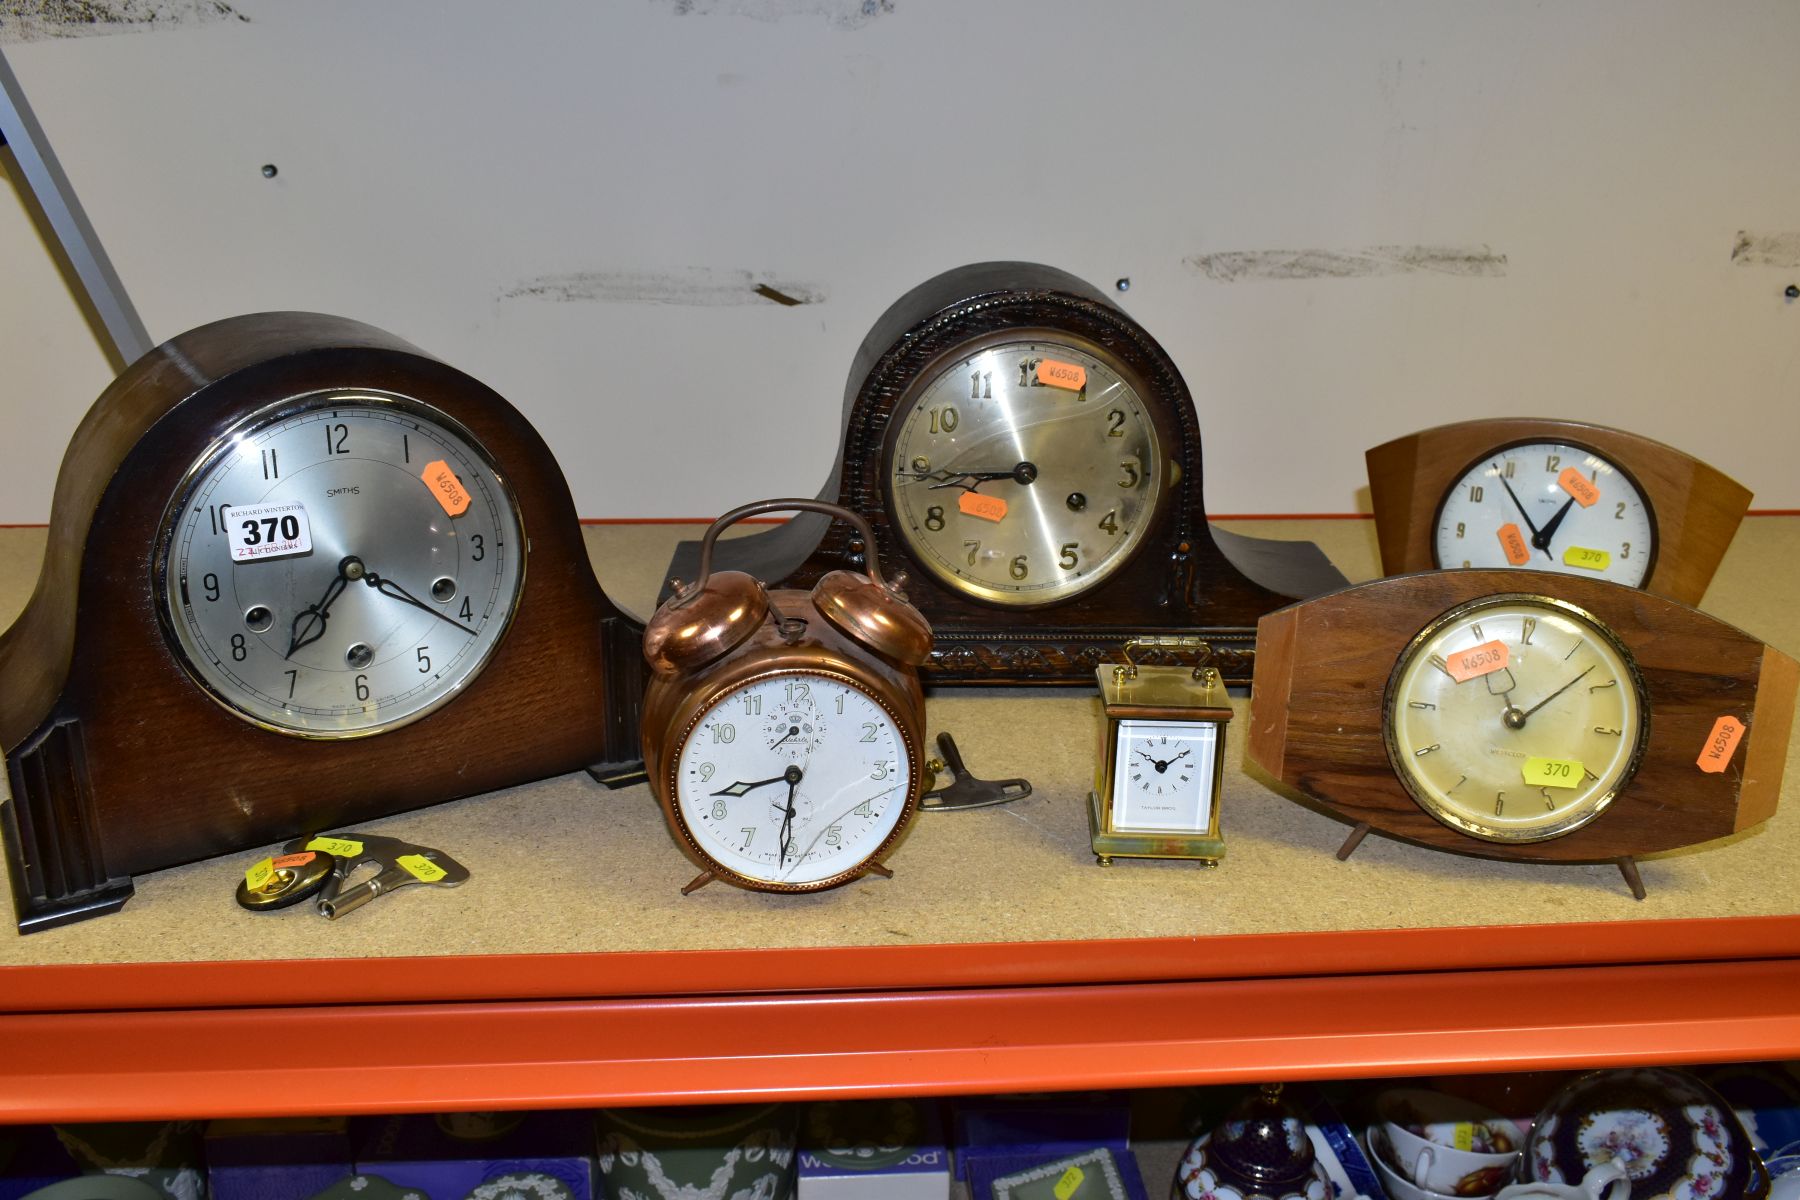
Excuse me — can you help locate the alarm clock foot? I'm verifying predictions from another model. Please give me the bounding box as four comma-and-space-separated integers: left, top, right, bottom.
864, 861, 894, 880
1335, 823, 1372, 861
1616, 856, 1647, 900
1096, 855, 1114, 867
680, 870, 718, 896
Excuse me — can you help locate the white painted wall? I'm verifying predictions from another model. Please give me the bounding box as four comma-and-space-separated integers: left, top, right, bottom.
3, 0, 1797, 522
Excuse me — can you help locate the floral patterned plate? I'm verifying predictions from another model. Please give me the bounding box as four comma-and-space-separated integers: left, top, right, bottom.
1525, 1068, 1769, 1200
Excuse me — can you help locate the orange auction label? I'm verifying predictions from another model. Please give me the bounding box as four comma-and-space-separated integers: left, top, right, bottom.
1497, 522, 1531, 565
1036, 359, 1087, 391
421, 459, 471, 516
1558, 466, 1601, 507
958, 492, 1009, 522
1697, 715, 1746, 773
270, 851, 316, 870
1446, 639, 1510, 683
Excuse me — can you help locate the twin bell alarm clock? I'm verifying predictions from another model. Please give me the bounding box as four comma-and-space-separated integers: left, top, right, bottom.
640, 500, 933, 895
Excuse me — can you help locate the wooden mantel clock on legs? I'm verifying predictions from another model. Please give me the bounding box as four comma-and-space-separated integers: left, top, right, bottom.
0, 312, 645, 933
661, 262, 1347, 686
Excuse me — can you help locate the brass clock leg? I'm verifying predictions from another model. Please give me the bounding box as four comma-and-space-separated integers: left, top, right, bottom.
1617, 856, 1646, 900
864, 861, 895, 880
680, 870, 717, 895
1096, 855, 1113, 867
1336, 823, 1372, 861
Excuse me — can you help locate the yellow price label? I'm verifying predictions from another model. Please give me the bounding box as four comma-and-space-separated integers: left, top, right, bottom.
1523, 757, 1583, 788
1561, 545, 1611, 571
1453, 1122, 1477, 1151
397, 854, 447, 883
306, 836, 363, 858
1054, 1165, 1086, 1200
243, 857, 275, 891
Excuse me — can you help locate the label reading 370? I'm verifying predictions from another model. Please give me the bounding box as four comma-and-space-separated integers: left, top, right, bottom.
228, 501, 315, 563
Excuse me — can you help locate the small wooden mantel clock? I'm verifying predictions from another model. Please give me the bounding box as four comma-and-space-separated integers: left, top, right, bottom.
661, 262, 1347, 686
0, 312, 645, 932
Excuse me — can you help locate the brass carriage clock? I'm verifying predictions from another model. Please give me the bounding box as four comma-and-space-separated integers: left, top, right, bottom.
1090, 635, 1232, 866
640, 500, 933, 894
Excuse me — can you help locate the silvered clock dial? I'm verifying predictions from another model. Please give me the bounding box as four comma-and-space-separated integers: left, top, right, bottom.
886, 336, 1163, 606
156, 390, 525, 737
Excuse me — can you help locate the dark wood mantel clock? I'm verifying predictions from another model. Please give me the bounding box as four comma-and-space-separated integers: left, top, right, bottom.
662, 262, 1347, 685
0, 312, 645, 933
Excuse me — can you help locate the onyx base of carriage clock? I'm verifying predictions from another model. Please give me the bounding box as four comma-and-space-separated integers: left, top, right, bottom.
1089, 635, 1232, 866
1248, 570, 1797, 897
660, 262, 1348, 686
0, 313, 645, 933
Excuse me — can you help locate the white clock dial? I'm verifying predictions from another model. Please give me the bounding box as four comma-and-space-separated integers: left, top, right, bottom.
156, 391, 524, 737
1433, 442, 1655, 586
886, 337, 1164, 606
1385, 596, 1648, 842
673, 672, 912, 887
1109, 720, 1219, 833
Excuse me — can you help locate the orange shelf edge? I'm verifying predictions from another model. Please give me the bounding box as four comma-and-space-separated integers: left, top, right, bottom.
4, 956, 1799, 1123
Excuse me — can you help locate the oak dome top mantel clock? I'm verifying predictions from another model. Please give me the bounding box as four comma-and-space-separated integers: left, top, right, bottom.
661, 262, 1348, 686
0, 312, 645, 933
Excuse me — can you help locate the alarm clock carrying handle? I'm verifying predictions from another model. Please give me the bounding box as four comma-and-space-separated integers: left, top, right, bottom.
689, 499, 893, 590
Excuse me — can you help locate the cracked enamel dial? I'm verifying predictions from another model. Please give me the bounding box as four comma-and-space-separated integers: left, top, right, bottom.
672, 671, 911, 888
156, 391, 524, 737
1384, 596, 1649, 842
1433, 442, 1655, 586
886, 337, 1164, 606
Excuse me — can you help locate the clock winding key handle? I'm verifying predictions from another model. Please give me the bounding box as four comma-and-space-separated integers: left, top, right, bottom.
920, 732, 1034, 812
317, 844, 470, 920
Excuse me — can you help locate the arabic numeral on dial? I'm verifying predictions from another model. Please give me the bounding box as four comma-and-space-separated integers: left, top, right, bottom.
1009, 554, 1029, 580
964, 539, 980, 566
871, 760, 892, 780
1059, 542, 1079, 570
230, 633, 248, 661
284, 669, 298, 698
206, 503, 232, 536
928, 406, 959, 434
355, 674, 370, 702
1502, 460, 1516, 478
1018, 358, 1043, 388
325, 422, 349, 455
261, 448, 278, 479
459, 597, 473, 621
860, 722, 879, 743
711, 723, 736, 743
853, 799, 873, 817
698, 762, 716, 781
1106, 409, 1125, 437
824, 824, 842, 847
1594, 726, 1622, 736
416, 646, 431, 673
835, 693, 845, 715
470, 534, 485, 562
1495, 792, 1506, 816
1456, 521, 1466, 539
969, 371, 991, 400
1118, 461, 1141, 489
740, 828, 755, 851
785, 680, 810, 705
1098, 510, 1118, 535
711, 799, 727, 820
1621, 541, 1631, 559
925, 506, 945, 531
203, 572, 221, 602
742, 693, 762, 716
1547, 454, 1562, 473
1469, 485, 1484, 502
1615, 501, 1627, 520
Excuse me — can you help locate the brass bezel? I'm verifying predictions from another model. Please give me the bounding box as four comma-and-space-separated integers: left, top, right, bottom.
1381, 592, 1652, 843
152, 389, 527, 740
880, 327, 1174, 609
665, 665, 923, 893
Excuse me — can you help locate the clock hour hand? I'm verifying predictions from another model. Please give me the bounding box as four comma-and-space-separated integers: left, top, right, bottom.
1532, 496, 1579, 552
286, 555, 363, 659
907, 462, 1040, 492
361, 570, 479, 636
712, 763, 803, 798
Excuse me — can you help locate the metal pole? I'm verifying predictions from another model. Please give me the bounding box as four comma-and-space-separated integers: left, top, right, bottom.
0, 44, 153, 367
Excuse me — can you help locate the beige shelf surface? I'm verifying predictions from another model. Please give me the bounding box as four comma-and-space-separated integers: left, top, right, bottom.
1, 517, 1796, 968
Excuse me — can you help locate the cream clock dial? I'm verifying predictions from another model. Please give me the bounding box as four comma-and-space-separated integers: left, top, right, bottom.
1384, 595, 1649, 842
672, 671, 912, 888
886, 337, 1164, 607
157, 391, 525, 737
1433, 443, 1655, 586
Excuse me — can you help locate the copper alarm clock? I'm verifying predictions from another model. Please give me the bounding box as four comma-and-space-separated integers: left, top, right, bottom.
640, 500, 933, 894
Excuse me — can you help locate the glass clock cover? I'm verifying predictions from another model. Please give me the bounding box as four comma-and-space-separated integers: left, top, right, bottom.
1110, 719, 1220, 833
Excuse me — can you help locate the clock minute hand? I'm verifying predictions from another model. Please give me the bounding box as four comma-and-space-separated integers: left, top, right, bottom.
361, 571, 479, 636
1519, 664, 1596, 720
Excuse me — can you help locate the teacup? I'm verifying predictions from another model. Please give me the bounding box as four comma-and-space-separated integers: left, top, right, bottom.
1368, 1128, 1481, 1200
1494, 1164, 1630, 1200
1377, 1088, 1524, 1196
1766, 1154, 1800, 1200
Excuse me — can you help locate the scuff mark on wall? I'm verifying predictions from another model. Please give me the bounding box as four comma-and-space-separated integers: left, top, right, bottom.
501, 268, 826, 307
0, 0, 246, 44
1730, 232, 1800, 269
659, 0, 892, 31
1186, 245, 1508, 282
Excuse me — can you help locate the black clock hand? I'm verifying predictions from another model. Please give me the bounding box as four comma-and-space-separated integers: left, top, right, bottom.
1533, 496, 1579, 552
361, 571, 479, 636
778, 772, 800, 868
1504, 665, 1596, 730
905, 462, 1040, 493
713, 763, 804, 799
286, 555, 363, 659
1496, 472, 1544, 540
769, 724, 802, 750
